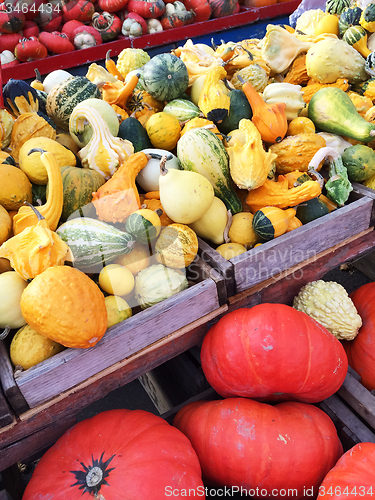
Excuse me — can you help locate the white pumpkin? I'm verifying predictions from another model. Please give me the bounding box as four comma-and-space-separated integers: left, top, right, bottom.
43, 70, 73, 94
137, 149, 180, 192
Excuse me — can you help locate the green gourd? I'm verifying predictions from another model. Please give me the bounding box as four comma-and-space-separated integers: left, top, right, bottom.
308, 87, 375, 143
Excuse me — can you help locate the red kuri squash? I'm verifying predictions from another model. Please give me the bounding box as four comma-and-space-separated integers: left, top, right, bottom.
173, 398, 343, 498
318, 442, 375, 499
344, 282, 375, 391
200, 304, 348, 403
23, 409, 204, 499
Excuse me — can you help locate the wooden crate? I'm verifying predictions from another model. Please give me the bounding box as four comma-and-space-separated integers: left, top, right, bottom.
0, 256, 227, 411
140, 349, 375, 453
199, 190, 374, 297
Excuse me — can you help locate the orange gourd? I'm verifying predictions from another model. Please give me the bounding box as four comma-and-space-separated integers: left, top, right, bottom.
239, 76, 288, 144
92, 152, 150, 223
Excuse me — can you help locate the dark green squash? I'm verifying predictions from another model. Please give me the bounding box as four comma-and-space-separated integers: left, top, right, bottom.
296, 198, 329, 224
217, 89, 253, 135
341, 144, 375, 182
118, 117, 152, 152
339, 6, 363, 36
3, 79, 46, 116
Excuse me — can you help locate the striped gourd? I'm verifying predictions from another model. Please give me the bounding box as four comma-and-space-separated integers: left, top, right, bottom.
56, 217, 135, 271
177, 127, 242, 214
46, 76, 101, 131
326, 0, 350, 16
339, 6, 362, 36
142, 53, 189, 102
252, 207, 296, 241
163, 99, 201, 122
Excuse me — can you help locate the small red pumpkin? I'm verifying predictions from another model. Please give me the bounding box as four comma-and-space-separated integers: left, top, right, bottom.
174, 398, 343, 498
35, 6, 63, 32
61, 19, 84, 42
22, 409, 204, 499
97, 0, 129, 12
184, 0, 211, 22
39, 31, 75, 53
62, 0, 95, 23
200, 304, 348, 403
0, 4, 25, 33
0, 31, 21, 51
344, 282, 375, 391
126, 0, 166, 19
22, 20, 39, 37
318, 442, 375, 499
73, 24, 102, 49
208, 0, 238, 18
14, 35, 47, 61
91, 11, 121, 42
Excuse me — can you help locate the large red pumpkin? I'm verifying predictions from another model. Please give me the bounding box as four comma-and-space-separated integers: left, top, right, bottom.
344, 282, 375, 391
23, 409, 204, 499
173, 398, 343, 498
200, 304, 348, 403
318, 442, 375, 499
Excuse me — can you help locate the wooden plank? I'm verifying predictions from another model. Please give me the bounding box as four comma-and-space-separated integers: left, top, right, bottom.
0, 305, 227, 471
353, 182, 375, 226
0, 342, 29, 416
229, 228, 375, 311
138, 372, 174, 414
232, 196, 372, 293
15, 277, 220, 408
0, 386, 13, 429
318, 394, 375, 449
352, 248, 375, 281
337, 371, 375, 430
198, 238, 236, 297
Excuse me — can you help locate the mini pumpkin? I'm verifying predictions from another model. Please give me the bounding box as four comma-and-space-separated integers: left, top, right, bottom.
154, 223, 198, 268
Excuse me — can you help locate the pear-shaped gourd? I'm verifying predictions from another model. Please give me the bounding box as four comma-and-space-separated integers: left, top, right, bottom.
159, 156, 214, 224
189, 197, 229, 246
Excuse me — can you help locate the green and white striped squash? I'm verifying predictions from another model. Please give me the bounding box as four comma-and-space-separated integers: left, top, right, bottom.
326, 0, 350, 16
177, 127, 242, 215
339, 6, 362, 36
163, 99, 201, 122
125, 212, 159, 245
142, 53, 189, 102
46, 76, 101, 131
343, 25, 367, 47
56, 217, 135, 272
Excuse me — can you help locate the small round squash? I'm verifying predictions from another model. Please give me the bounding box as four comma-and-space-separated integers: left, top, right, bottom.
228, 212, 259, 249
155, 224, 198, 268
125, 208, 162, 245
0, 271, 28, 329
146, 112, 181, 151
114, 243, 151, 275
287, 117, 315, 136
10, 324, 65, 370
20, 266, 107, 349
104, 295, 132, 328
0, 164, 32, 211
216, 242, 247, 260
99, 264, 135, 297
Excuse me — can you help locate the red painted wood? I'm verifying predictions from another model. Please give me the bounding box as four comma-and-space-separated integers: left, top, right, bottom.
1, 0, 301, 82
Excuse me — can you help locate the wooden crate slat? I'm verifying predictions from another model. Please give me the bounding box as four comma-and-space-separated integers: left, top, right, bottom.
232, 197, 372, 293
337, 371, 375, 430
15, 278, 220, 408
353, 182, 375, 226
0, 342, 29, 416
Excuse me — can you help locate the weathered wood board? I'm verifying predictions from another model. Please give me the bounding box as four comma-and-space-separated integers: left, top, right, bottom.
199, 193, 373, 296
0, 256, 226, 410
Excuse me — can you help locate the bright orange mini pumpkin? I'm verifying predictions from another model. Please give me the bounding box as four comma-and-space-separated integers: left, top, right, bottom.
20, 265, 108, 348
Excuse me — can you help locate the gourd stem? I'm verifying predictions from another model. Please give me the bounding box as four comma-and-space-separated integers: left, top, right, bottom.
23, 201, 45, 221
34, 68, 42, 82
159, 155, 169, 176
211, 37, 217, 51
155, 208, 163, 216
223, 210, 232, 243
148, 152, 173, 161
0, 326, 11, 340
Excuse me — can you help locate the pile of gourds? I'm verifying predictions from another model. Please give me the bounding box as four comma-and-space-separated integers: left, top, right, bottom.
3, 0, 375, 369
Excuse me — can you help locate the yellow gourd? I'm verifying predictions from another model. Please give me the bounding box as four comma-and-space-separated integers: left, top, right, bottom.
287, 117, 315, 136
0, 164, 33, 211
114, 242, 151, 275
228, 212, 259, 249
145, 112, 181, 151
198, 66, 231, 123
0, 271, 27, 329
13, 149, 64, 235
216, 242, 247, 260
155, 223, 198, 268
0, 204, 11, 245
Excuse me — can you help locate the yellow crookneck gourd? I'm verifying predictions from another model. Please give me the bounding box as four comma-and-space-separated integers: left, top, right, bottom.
226, 118, 277, 191
13, 149, 63, 235
86, 62, 119, 85
69, 106, 134, 180
0, 202, 72, 281
245, 174, 322, 213
175, 39, 225, 85
198, 66, 231, 123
